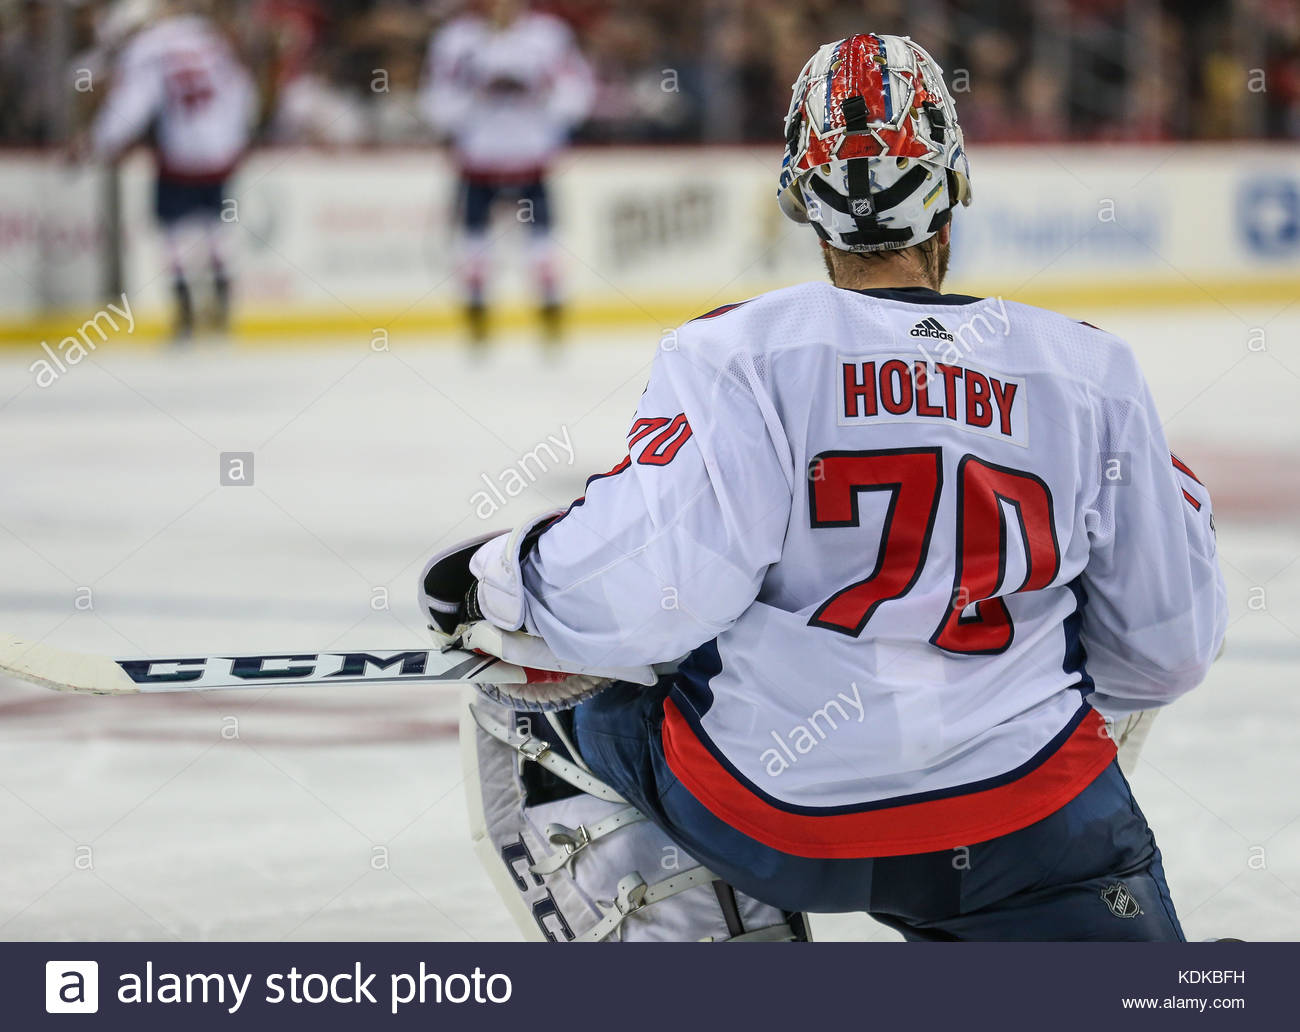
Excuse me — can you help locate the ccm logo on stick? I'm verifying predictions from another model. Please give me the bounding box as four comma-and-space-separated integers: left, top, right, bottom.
118, 651, 433, 684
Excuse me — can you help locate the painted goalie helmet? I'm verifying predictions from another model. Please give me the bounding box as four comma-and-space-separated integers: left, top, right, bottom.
778, 34, 972, 252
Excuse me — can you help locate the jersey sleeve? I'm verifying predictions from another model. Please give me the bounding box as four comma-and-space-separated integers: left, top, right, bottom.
419, 27, 474, 135
1079, 371, 1228, 715
92, 41, 163, 159
510, 337, 794, 669
544, 22, 595, 129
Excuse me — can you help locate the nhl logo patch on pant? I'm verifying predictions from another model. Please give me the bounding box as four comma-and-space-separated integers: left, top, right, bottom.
1101, 882, 1141, 918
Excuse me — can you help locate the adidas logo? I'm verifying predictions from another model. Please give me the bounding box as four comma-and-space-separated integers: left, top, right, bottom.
909, 317, 954, 341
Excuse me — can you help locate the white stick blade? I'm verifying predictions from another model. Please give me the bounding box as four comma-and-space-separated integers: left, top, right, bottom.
0, 633, 141, 695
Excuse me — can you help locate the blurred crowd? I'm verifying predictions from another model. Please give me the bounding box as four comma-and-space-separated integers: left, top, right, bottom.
2, 0, 1298, 147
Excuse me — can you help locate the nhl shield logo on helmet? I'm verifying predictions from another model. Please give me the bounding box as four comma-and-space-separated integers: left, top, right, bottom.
778, 33, 972, 253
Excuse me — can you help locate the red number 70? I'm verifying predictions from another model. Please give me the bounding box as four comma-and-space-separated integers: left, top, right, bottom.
808, 448, 1060, 655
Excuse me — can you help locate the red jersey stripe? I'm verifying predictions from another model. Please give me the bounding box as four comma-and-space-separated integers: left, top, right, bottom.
691, 301, 750, 322
1171, 454, 1203, 485
661, 699, 1117, 858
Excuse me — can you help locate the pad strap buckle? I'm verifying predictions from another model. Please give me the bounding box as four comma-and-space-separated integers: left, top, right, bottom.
530, 806, 646, 876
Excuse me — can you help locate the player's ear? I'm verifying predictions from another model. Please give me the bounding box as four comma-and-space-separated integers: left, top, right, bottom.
936, 223, 951, 247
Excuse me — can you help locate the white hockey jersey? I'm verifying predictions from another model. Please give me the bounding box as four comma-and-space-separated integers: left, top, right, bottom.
420, 12, 594, 177
476, 282, 1228, 858
92, 15, 256, 180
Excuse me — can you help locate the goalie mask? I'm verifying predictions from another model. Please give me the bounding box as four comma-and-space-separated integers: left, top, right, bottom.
778, 33, 972, 252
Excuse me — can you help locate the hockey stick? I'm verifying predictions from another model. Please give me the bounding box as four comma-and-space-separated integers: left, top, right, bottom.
0, 633, 526, 696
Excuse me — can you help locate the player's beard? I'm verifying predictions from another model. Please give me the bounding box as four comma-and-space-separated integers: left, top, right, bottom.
930, 236, 951, 287
823, 235, 950, 290
821, 246, 837, 283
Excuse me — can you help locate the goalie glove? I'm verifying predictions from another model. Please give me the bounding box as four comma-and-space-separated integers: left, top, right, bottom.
418, 512, 656, 710
419, 513, 561, 637
419, 528, 502, 636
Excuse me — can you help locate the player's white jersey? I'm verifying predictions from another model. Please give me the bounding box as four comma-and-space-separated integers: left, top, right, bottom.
92, 15, 256, 180
420, 12, 594, 177
478, 281, 1227, 858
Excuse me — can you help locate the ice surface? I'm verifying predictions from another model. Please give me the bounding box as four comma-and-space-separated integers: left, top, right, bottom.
1, 307, 1297, 941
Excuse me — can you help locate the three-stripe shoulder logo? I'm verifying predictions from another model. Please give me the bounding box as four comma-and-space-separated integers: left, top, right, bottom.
909, 317, 955, 342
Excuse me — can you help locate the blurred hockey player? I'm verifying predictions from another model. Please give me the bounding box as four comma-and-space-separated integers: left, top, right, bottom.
421, 35, 1227, 941
421, 0, 594, 350
91, 0, 257, 341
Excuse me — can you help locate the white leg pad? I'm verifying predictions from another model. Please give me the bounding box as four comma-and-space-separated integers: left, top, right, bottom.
460, 690, 803, 942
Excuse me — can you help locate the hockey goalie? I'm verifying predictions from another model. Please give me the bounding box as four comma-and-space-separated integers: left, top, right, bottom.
420, 34, 1227, 942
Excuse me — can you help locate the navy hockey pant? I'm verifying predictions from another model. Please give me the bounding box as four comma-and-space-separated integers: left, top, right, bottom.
573, 680, 1184, 941
459, 176, 552, 234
